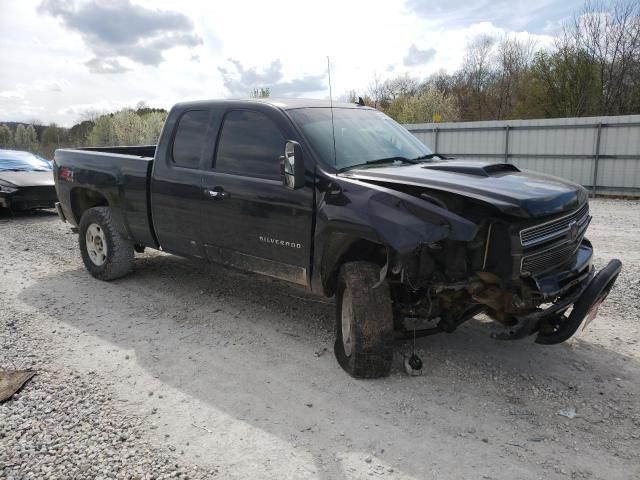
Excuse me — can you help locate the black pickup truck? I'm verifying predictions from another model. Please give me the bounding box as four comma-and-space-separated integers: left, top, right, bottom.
53, 98, 622, 378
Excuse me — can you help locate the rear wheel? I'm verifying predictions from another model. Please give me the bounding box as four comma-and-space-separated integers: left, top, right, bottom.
79, 206, 134, 281
334, 261, 394, 378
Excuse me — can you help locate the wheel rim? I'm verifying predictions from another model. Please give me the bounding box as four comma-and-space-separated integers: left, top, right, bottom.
85, 223, 107, 266
341, 289, 353, 357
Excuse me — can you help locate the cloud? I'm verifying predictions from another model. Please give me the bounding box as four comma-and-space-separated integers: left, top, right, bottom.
85, 57, 129, 74
38, 0, 203, 72
56, 99, 128, 117
0, 90, 26, 99
218, 59, 326, 97
0, 81, 64, 101
405, 0, 583, 32
403, 44, 437, 66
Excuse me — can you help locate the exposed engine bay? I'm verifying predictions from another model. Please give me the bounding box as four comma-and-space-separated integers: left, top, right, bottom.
365, 183, 622, 346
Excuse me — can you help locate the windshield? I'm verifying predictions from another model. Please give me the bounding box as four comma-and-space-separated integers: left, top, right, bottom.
0, 150, 52, 172
288, 107, 432, 171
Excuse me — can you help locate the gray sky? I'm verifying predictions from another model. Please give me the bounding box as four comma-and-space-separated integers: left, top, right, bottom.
0, 0, 583, 126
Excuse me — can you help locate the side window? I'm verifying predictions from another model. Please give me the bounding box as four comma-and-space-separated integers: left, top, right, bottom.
172, 110, 210, 168
215, 110, 284, 178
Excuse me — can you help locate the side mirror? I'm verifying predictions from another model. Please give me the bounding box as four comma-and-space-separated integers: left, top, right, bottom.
283, 141, 305, 189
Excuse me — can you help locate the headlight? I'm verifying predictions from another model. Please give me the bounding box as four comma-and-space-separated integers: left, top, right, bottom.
0, 184, 18, 193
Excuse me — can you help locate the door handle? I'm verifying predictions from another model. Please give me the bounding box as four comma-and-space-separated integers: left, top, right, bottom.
204, 188, 228, 200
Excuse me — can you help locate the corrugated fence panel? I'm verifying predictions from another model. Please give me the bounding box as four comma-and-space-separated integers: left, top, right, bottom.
405, 115, 640, 196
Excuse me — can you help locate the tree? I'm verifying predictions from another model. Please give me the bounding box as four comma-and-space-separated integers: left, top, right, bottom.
41, 123, 66, 146
86, 107, 168, 147
14, 124, 38, 151
68, 120, 95, 147
568, 0, 640, 115
458, 34, 497, 120
493, 35, 537, 118
24, 125, 39, 151
528, 42, 601, 117
14, 125, 26, 148
38, 123, 69, 157
87, 115, 116, 146
112, 109, 146, 145
251, 87, 271, 98
366, 73, 386, 108
140, 111, 168, 144
343, 90, 359, 103
0, 124, 13, 148
382, 75, 420, 101
384, 89, 459, 124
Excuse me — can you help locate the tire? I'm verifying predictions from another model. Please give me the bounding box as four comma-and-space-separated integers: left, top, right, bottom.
78, 206, 134, 281
334, 261, 394, 379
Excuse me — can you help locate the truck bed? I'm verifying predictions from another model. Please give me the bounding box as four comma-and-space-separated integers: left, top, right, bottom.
53, 146, 157, 247
78, 145, 156, 158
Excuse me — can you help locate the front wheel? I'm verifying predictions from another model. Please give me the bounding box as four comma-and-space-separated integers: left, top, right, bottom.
334, 261, 394, 378
79, 206, 134, 281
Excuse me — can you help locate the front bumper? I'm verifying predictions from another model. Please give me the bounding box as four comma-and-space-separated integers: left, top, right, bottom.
0, 186, 58, 211
493, 256, 622, 344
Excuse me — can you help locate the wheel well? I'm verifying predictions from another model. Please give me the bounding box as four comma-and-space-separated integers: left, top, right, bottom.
323, 235, 387, 296
70, 187, 108, 224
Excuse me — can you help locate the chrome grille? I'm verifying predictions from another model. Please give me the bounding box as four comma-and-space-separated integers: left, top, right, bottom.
521, 241, 582, 275
520, 203, 589, 247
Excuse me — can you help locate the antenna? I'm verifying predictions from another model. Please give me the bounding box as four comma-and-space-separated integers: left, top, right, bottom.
327, 56, 337, 167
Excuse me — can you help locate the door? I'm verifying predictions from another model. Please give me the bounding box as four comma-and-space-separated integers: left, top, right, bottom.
150, 109, 211, 257
200, 108, 313, 285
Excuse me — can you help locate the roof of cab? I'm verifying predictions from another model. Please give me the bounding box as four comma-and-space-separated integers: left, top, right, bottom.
172, 98, 370, 111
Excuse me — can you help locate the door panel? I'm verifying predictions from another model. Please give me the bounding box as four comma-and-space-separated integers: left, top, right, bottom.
200, 171, 312, 281
151, 168, 204, 257
150, 109, 211, 257
200, 107, 313, 283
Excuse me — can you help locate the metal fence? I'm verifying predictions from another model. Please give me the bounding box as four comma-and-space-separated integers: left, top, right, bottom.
405, 115, 640, 196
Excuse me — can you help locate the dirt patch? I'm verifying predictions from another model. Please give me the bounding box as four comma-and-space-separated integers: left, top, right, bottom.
1, 200, 639, 479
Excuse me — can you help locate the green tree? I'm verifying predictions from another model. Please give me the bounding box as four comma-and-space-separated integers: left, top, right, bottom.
87, 115, 116, 146
86, 108, 168, 146
68, 120, 94, 147
14, 124, 38, 151
39, 123, 68, 157
14, 124, 26, 148
140, 111, 168, 144
384, 89, 459, 124
0, 124, 13, 148
41, 123, 66, 145
112, 109, 146, 145
528, 47, 600, 117
24, 125, 38, 151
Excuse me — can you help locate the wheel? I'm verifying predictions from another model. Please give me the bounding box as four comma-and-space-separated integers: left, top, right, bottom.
334, 261, 394, 378
78, 206, 134, 281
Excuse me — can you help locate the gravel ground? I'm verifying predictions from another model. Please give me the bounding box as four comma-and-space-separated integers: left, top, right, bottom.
1, 198, 639, 479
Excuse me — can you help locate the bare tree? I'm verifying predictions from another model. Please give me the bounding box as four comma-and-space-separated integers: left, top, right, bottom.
78, 109, 104, 123
366, 73, 386, 108
569, 0, 640, 114
382, 74, 420, 100
423, 69, 454, 95
459, 34, 497, 119
494, 35, 538, 118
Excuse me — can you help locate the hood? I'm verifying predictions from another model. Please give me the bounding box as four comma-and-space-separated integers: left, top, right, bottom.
0, 171, 55, 187
343, 160, 588, 219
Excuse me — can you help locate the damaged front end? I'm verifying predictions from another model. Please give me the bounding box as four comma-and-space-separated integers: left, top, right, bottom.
323, 174, 622, 345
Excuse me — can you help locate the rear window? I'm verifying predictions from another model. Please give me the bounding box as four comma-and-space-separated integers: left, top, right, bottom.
171, 110, 210, 168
